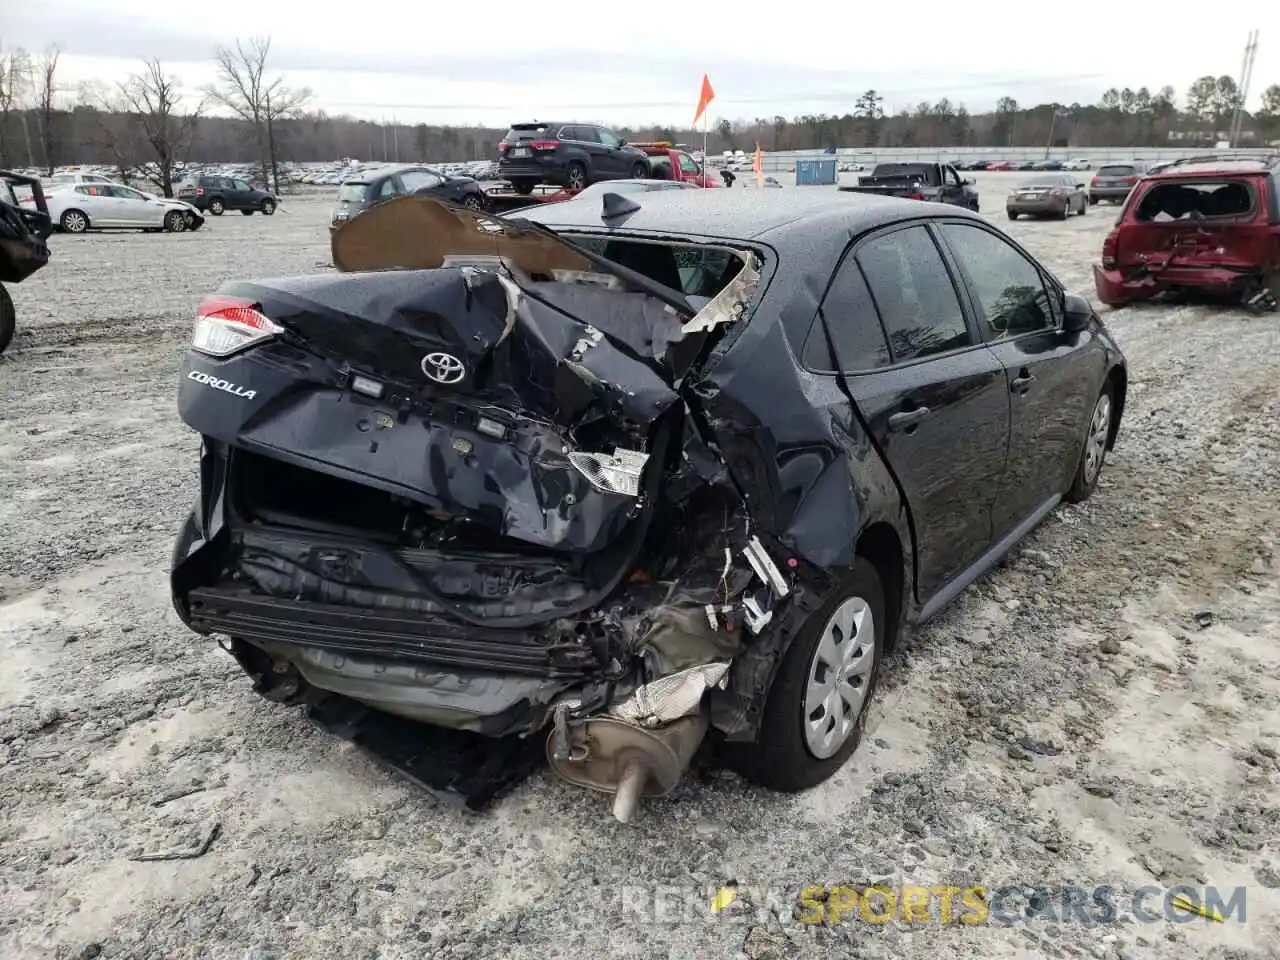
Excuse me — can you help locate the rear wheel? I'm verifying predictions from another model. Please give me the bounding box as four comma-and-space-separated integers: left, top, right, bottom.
724, 557, 885, 791
1066, 384, 1115, 503
1078, 196, 1087, 215
0, 283, 14, 356
512, 180, 536, 196
1088, 195, 1098, 205
208, 198, 225, 215
60, 209, 89, 233
240, 209, 254, 216
1007, 210, 1018, 220
261, 199, 276, 215
461, 194, 483, 211
1057, 201, 1070, 220
565, 162, 587, 191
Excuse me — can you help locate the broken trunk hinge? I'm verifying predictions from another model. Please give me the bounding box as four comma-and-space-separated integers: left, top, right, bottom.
740, 536, 792, 636
570, 326, 603, 361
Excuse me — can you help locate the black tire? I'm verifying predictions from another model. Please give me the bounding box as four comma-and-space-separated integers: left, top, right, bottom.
0, 283, 14, 356
1007, 210, 1018, 221
565, 162, 587, 191
630, 161, 649, 179
461, 193, 483, 211
512, 180, 536, 196
1079, 196, 1087, 215
60, 209, 89, 233
1088, 195, 1098, 205
261, 199, 276, 215
163, 210, 186, 232
724, 557, 886, 792
185, 212, 201, 230
240, 209, 254, 216
1065, 382, 1116, 503
208, 198, 225, 215
1056, 202, 1069, 220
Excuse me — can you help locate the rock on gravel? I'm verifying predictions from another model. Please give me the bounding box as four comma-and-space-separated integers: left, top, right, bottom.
2, 183, 1280, 959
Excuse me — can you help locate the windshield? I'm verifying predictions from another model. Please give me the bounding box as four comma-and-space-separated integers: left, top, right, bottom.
337, 183, 369, 203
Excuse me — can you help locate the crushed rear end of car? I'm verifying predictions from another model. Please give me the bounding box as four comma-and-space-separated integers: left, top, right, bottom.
171, 196, 839, 819
1093, 165, 1280, 313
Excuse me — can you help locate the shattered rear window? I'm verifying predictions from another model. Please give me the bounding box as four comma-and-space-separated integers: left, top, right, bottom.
505, 125, 553, 142
1098, 165, 1136, 177
1133, 180, 1256, 222
563, 236, 747, 299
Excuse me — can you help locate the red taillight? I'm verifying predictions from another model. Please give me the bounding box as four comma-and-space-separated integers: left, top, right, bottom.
530, 139, 560, 150
498, 142, 508, 152
1101, 231, 1119, 269
1090, 176, 1099, 185
191, 296, 282, 357
907, 192, 925, 201
195, 187, 205, 197
1124, 176, 1138, 184
1050, 188, 1066, 197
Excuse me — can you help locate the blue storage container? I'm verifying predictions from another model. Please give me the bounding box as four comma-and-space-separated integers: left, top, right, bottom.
795, 158, 837, 186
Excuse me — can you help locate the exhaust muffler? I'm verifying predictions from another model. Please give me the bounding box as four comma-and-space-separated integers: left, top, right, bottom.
546, 712, 708, 823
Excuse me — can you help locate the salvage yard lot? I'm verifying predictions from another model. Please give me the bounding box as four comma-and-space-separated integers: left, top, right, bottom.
2, 173, 1279, 960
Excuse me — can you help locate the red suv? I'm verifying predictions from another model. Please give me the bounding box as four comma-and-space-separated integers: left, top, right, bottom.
1093, 154, 1280, 313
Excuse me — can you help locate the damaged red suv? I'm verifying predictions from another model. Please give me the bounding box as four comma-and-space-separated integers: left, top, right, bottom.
1093, 154, 1280, 313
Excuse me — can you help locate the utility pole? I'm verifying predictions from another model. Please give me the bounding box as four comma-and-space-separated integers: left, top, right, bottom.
381, 119, 388, 162
1229, 29, 1259, 148
392, 114, 400, 162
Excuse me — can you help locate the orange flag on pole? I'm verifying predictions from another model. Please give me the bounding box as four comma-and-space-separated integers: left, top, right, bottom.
753, 142, 764, 188
693, 74, 715, 127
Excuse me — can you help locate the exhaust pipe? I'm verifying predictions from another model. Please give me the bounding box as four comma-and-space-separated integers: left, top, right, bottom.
546, 712, 708, 823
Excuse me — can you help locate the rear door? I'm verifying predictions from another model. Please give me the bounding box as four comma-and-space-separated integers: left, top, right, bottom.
593, 126, 633, 178
231, 179, 255, 210
77, 184, 117, 226
937, 220, 1099, 538
806, 223, 1010, 599
562, 125, 612, 178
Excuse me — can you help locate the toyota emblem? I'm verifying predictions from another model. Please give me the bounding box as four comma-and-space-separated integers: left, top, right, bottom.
421, 351, 466, 385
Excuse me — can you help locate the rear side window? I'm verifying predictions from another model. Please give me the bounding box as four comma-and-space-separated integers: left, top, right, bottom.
1133, 180, 1255, 222
856, 226, 972, 362
802, 258, 891, 372
1098, 165, 1135, 177
337, 183, 368, 203
398, 169, 443, 192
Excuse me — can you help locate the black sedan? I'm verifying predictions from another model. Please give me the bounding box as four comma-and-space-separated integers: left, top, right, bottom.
172, 190, 1126, 820
329, 165, 488, 229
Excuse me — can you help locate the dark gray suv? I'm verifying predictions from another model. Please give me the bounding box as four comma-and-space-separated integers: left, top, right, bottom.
1088, 161, 1152, 205
497, 122, 650, 194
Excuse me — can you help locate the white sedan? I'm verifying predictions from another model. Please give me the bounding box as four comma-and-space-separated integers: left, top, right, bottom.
45, 182, 204, 234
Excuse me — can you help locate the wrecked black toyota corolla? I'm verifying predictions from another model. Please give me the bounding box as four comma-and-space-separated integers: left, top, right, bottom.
171, 190, 1127, 820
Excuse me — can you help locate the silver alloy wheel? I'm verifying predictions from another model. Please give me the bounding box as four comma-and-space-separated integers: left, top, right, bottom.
803, 596, 876, 759
462, 194, 482, 210
1083, 393, 1112, 484
62, 211, 87, 233
567, 166, 586, 190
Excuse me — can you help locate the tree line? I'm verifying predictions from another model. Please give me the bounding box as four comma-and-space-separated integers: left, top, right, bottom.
2, 39, 1278, 197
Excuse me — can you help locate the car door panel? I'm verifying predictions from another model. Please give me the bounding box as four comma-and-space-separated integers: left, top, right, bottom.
936, 220, 1097, 540
79, 185, 117, 226
826, 224, 1011, 599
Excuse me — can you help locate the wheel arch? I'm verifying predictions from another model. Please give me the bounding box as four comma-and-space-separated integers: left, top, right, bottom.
1104, 362, 1127, 450
856, 521, 906, 653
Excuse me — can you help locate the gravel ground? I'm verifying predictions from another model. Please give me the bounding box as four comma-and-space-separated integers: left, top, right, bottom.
2, 174, 1279, 960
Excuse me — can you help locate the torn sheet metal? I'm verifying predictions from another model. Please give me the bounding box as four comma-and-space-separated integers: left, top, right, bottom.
683, 251, 760, 334
611, 662, 731, 727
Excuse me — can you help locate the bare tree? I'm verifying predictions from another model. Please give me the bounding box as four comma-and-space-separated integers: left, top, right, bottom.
35, 46, 60, 175
207, 37, 310, 193
78, 80, 146, 183
0, 47, 30, 167
118, 60, 203, 196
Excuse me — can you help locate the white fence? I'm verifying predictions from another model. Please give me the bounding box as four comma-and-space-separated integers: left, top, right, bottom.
753, 145, 1267, 172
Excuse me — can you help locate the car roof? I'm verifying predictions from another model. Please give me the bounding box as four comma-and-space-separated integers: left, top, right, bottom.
1149, 158, 1278, 178
517, 187, 979, 252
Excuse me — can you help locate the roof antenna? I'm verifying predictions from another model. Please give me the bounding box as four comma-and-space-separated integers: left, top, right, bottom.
600, 191, 641, 224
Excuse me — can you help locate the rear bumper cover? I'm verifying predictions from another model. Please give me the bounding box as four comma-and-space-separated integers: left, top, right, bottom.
1093, 262, 1261, 305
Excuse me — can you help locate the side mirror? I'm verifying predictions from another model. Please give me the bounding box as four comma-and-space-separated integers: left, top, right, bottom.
1062, 293, 1093, 333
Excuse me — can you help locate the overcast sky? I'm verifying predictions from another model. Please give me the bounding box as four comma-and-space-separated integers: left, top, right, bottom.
7, 0, 1275, 127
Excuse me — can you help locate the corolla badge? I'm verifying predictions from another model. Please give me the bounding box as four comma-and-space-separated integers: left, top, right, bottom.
421, 351, 466, 384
